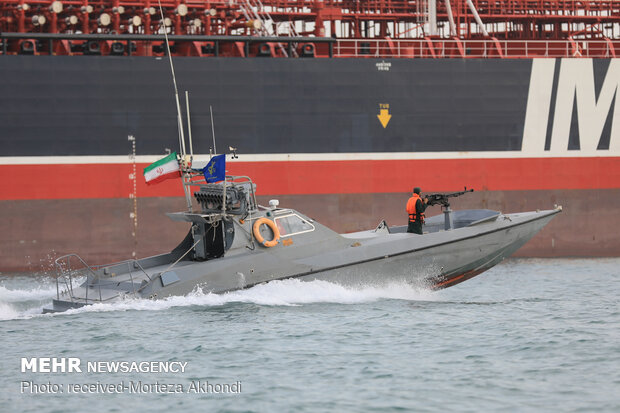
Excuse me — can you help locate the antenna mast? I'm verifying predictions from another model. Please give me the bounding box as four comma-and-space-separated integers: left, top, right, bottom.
210, 105, 217, 156
157, 0, 192, 211
185, 91, 194, 162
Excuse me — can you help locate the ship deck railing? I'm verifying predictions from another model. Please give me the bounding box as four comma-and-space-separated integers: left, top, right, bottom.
333, 38, 617, 59
1, 33, 618, 59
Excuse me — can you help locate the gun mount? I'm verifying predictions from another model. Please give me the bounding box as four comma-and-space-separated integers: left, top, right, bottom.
425, 187, 474, 208
193, 182, 254, 215
424, 187, 475, 231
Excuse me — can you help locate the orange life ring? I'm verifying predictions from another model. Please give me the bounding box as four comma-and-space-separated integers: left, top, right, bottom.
253, 218, 280, 247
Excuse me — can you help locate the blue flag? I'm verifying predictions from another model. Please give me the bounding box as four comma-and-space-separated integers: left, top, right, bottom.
203, 154, 226, 183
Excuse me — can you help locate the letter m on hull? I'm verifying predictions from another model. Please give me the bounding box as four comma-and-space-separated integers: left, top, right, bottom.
522, 59, 620, 155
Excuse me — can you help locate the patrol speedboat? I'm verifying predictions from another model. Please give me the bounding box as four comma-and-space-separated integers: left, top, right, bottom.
44, 174, 561, 313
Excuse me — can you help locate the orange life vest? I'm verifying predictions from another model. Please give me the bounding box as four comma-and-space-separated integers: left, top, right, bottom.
406, 193, 425, 223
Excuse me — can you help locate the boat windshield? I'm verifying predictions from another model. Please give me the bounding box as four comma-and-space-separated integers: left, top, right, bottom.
274, 213, 315, 237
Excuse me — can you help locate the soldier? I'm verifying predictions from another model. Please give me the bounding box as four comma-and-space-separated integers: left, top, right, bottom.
406, 187, 428, 235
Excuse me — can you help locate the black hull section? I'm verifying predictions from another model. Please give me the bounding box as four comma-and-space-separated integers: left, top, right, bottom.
0, 56, 543, 156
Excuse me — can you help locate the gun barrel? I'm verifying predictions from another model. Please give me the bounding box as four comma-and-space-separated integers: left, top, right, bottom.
424, 188, 474, 207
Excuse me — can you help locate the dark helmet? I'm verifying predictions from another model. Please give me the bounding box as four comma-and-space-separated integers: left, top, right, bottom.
413, 187, 421, 194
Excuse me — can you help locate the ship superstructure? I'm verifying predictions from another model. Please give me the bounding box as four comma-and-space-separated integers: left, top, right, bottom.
2, 1, 620, 57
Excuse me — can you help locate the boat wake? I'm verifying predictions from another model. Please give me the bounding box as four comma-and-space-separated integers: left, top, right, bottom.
0, 283, 57, 303
0, 281, 58, 320
0, 277, 436, 321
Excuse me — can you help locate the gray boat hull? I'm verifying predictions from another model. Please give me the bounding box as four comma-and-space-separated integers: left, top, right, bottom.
44, 207, 559, 313
299, 208, 557, 289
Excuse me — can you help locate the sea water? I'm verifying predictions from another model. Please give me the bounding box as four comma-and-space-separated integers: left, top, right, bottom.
1, 258, 618, 413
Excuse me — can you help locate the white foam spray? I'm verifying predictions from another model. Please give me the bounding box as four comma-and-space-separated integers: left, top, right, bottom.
0, 278, 436, 321
0, 283, 58, 303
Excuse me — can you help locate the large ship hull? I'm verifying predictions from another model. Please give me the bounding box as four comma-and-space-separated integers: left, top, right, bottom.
1, 56, 618, 270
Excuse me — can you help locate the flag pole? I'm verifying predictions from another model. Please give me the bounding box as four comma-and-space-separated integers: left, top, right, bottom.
222, 163, 227, 215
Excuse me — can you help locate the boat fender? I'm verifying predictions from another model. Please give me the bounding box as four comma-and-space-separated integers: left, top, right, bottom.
253, 218, 280, 247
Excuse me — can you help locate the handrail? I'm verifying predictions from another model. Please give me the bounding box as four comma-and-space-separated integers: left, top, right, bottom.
452, 37, 465, 58
331, 38, 618, 59
423, 37, 437, 58
2, 32, 617, 59
490, 37, 505, 58
603, 37, 616, 58
54, 253, 100, 303
54, 253, 153, 304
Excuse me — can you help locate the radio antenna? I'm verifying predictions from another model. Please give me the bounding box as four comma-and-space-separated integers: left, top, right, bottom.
210, 105, 217, 157
157, 0, 187, 159
185, 91, 194, 162
157, 0, 191, 211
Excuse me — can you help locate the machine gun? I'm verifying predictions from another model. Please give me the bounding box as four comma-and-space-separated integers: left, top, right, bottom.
425, 187, 474, 208
423, 187, 474, 231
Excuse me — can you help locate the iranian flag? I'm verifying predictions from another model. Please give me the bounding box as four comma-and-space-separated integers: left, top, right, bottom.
143, 152, 181, 185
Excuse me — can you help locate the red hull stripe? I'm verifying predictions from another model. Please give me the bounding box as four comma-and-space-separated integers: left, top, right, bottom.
1, 157, 619, 200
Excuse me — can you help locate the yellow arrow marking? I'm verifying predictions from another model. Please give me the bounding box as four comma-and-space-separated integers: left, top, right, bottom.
377, 108, 391, 128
